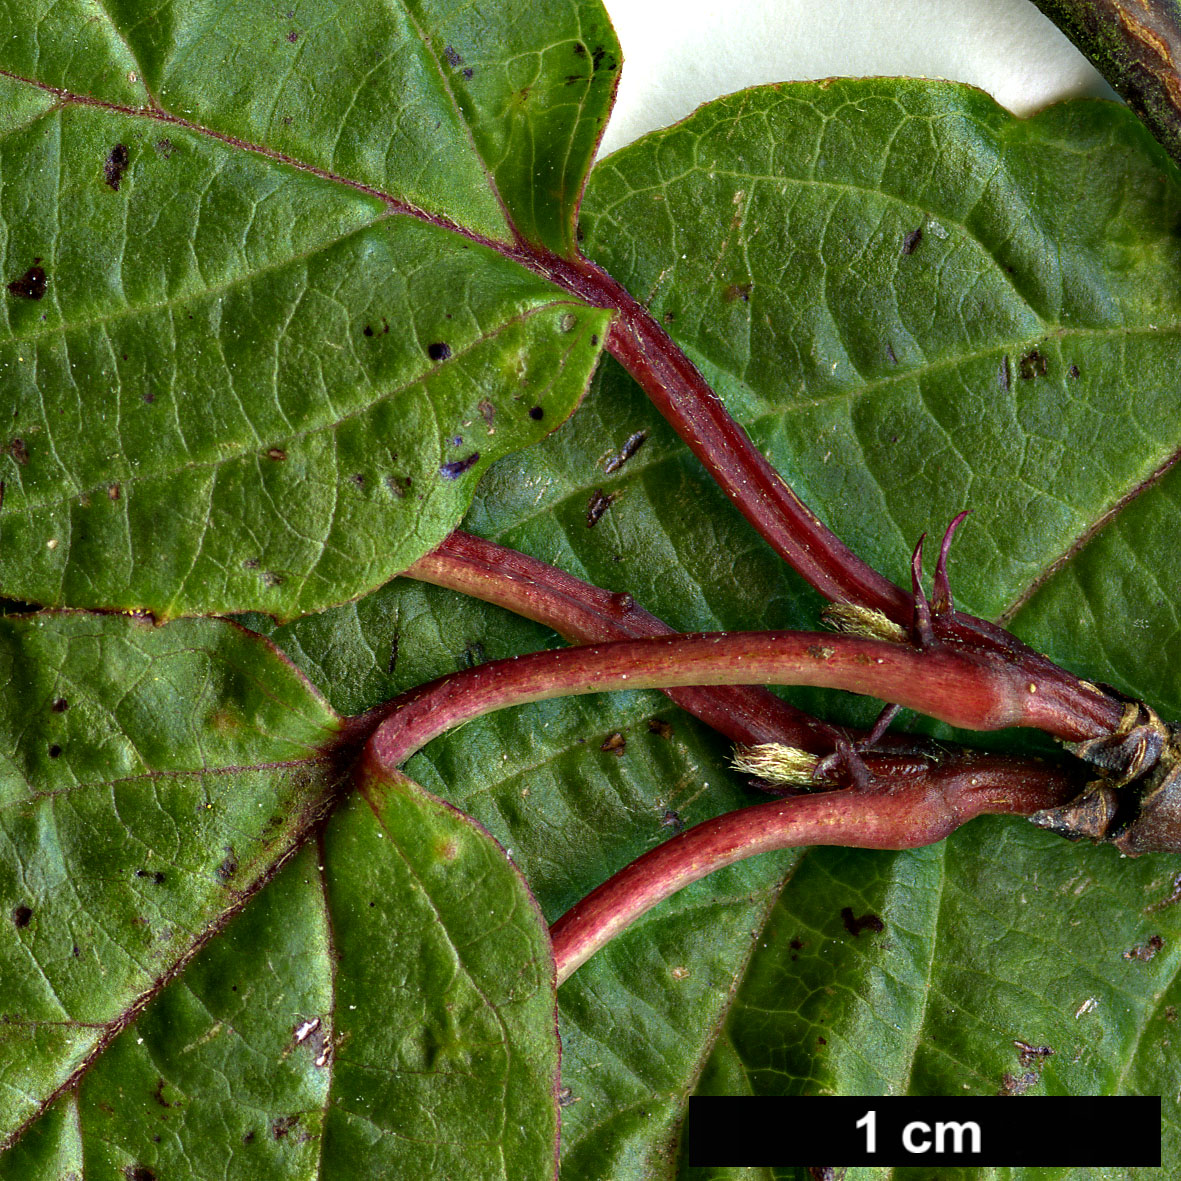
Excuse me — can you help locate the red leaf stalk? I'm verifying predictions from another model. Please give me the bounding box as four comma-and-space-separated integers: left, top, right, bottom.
406, 530, 844, 752
549, 752, 1079, 983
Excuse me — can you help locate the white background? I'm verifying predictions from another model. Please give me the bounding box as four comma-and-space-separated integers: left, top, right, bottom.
599, 0, 1115, 155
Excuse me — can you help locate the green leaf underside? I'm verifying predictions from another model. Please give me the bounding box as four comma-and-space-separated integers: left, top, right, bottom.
0, 612, 340, 1142
0, 1, 616, 618
1, 769, 558, 1180
581, 80, 1181, 624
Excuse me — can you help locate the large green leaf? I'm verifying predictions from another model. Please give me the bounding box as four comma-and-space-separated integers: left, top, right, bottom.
0, 612, 341, 1146
0, 2, 613, 618
1, 772, 559, 1180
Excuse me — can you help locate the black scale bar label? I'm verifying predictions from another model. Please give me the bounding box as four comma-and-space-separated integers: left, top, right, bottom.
687, 1096, 1162, 1167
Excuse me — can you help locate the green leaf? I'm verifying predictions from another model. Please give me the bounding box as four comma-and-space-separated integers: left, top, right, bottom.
0, 4, 613, 618
0, 772, 558, 1180
0, 611, 341, 1145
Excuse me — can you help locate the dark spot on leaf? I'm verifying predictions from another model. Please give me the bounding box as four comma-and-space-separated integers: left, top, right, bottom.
72, 944, 81, 957
143, 391, 155, 404
107, 483, 120, 501
272, 1114, 300, 1139
152, 1077, 175, 1107
462, 67, 473, 79
135, 869, 166, 884
124, 1167, 157, 1181
440, 452, 479, 479
576, 224, 585, 242
1124, 933, 1164, 961
242, 558, 260, 569
103, 144, 130, 190
789, 937, 805, 950
574, 41, 587, 56
387, 633, 399, 674
243, 1130, 256, 1144
586, 488, 613, 527
267, 448, 286, 461
998, 355, 1011, 392
528, 406, 544, 421
604, 430, 648, 474
5, 438, 29, 466
286, 29, 299, 42
449, 435, 463, 447
52, 697, 68, 712
647, 718, 673, 739
444, 45, 462, 67
48, 744, 62, 759
590, 333, 599, 346
998, 1070, 1040, 1096
478, 399, 495, 427
557, 1086, 579, 1106
724, 282, 752, 302
386, 474, 412, 497
216, 849, 238, 882
363, 325, 374, 337
601, 732, 626, 756
350, 473, 365, 487
1014, 1039, 1054, 1067
840, 907, 884, 937
427, 341, 452, 361
1167, 1006, 1177, 1022
460, 641, 485, 669
660, 808, 684, 833
263, 572, 284, 587
1068, 363, 1080, 379
901, 227, 922, 255
885, 341, 898, 364
154, 138, 174, 159
591, 45, 616, 71
1018, 349, 1047, 380
12, 905, 32, 928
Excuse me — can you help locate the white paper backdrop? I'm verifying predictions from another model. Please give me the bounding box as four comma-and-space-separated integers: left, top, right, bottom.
599, 0, 1116, 155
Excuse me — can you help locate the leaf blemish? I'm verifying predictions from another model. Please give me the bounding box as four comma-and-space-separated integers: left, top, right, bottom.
216, 849, 238, 882
135, 869, 166, 885
51, 697, 68, 712
586, 488, 613, 527
103, 144, 130, 191
528, 406, 544, 421
48, 744, 62, 759
1018, 349, 1047, 380
6, 438, 29, 466
1124, 933, 1164, 961
840, 907, 884, 936
999, 355, 1011, 391
601, 731, 626, 756
440, 453, 479, 479
901, 226, 923, 255
444, 45, 463, 67
604, 430, 648, 473
647, 717, 673, 738
12, 905, 32, 928
7, 264, 46, 300
427, 341, 452, 361
267, 448, 287, 461
153, 137, 174, 159
124, 1166, 157, 1181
